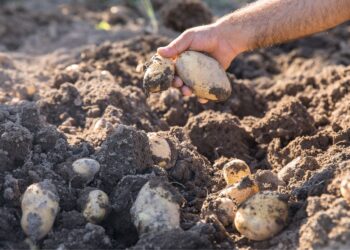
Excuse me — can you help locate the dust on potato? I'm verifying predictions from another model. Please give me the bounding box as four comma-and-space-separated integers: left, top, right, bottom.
21, 180, 60, 240
143, 54, 175, 95
222, 159, 251, 186
234, 191, 288, 241
72, 158, 100, 183
130, 178, 183, 235
201, 196, 237, 227
175, 51, 232, 101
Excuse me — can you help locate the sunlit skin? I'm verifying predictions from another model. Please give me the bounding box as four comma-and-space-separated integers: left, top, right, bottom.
158, 0, 350, 104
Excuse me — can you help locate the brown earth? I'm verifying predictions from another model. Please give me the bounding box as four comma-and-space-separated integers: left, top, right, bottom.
0, 0, 350, 249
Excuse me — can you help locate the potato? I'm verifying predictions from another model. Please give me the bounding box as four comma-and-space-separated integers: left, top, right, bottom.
220, 176, 259, 205
72, 158, 100, 182
21, 180, 59, 240
130, 179, 182, 235
201, 196, 237, 227
82, 190, 109, 224
175, 51, 232, 101
340, 174, 350, 202
147, 132, 172, 169
143, 54, 175, 94
223, 159, 251, 186
234, 191, 289, 241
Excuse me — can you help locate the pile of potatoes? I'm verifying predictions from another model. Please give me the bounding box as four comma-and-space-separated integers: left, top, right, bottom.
202, 159, 289, 241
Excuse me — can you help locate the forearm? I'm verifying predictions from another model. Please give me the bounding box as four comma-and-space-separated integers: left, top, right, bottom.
218, 0, 350, 52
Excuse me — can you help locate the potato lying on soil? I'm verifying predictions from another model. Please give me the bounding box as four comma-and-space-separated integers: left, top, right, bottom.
201, 196, 237, 227
143, 54, 175, 95
234, 191, 289, 241
130, 178, 184, 235
79, 189, 109, 224
143, 51, 232, 102
223, 159, 251, 186
176, 51, 232, 101
147, 132, 172, 169
220, 176, 259, 205
72, 158, 100, 181
21, 180, 60, 240
340, 174, 350, 202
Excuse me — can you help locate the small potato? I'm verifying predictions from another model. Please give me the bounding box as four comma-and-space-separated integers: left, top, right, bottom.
235, 191, 289, 241
72, 158, 100, 182
143, 54, 175, 94
223, 159, 251, 186
131, 179, 183, 235
220, 176, 259, 205
175, 51, 232, 101
340, 174, 350, 202
21, 180, 59, 240
82, 190, 109, 224
147, 132, 172, 169
201, 196, 237, 227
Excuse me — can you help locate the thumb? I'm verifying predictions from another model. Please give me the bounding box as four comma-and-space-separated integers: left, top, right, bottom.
157, 31, 194, 58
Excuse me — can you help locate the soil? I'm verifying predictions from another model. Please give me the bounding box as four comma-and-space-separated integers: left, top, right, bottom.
0, 0, 350, 249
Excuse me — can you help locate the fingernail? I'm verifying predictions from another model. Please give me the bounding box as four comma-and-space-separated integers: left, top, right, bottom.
157, 47, 169, 55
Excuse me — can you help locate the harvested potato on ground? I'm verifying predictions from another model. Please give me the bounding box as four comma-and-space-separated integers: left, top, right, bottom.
72, 158, 100, 182
175, 51, 232, 101
201, 196, 237, 227
235, 191, 289, 241
143, 54, 175, 95
147, 132, 172, 169
130, 178, 183, 235
223, 159, 251, 185
340, 174, 350, 202
81, 190, 109, 224
220, 176, 259, 205
21, 180, 59, 240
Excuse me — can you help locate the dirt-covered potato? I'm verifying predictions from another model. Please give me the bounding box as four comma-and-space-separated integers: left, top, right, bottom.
223, 159, 251, 186
143, 54, 175, 95
340, 174, 350, 202
72, 158, 100, 182
82, 190, 109, 224
147, 132, 172, 169
220, 176, 259, 205
234, 191, 289, 241
175, 51, 232, 101
130, 179, 183, 235
21, 180, 59, 240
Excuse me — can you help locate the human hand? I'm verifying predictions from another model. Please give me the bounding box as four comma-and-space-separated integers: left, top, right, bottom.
157, 22, 241, 103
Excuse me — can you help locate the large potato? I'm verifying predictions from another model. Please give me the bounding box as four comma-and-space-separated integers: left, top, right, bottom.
234, 191, 289, 241
143, 54, 175, 94
175, 51, 232, 101
21, 180, 60, 240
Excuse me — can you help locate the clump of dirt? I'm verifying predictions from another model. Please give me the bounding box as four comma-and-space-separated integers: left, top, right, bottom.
160, 0, 213, 32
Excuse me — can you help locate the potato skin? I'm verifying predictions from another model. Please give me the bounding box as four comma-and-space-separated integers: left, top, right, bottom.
143, 54, 175, 94
175, 51, 232, 101
223, 159, 251, 186
234, 191, 288, 241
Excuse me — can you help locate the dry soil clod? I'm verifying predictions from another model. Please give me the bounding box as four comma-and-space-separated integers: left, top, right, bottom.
21, 180, 60, 240
223, 159, 251, 186
234, 191, 288, 241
